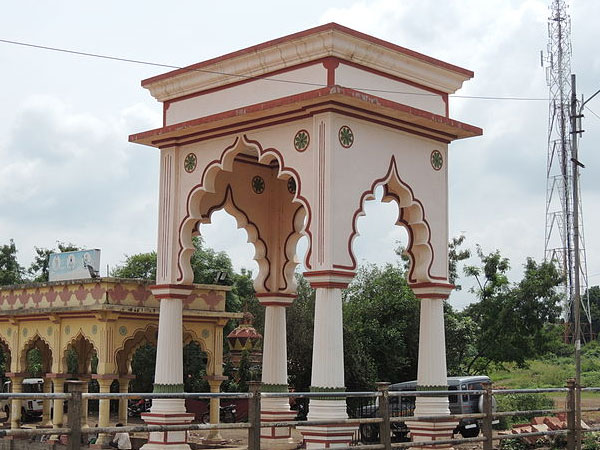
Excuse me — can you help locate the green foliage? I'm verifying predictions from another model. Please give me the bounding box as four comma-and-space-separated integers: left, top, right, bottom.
26, 348, 42, 377
28, 242, 81, 282
495, 393, 554, 429
287, 274, 315, 391
66, 348, 79, 374
444, 303, 477, 375
183, 342, 209, 392
111, 252, 157, 280
583, 432, 600, 450
448, 234, 471, 290
343, 263, 420, 386
464, 249, 563, 372
131, 344, 156, 393
0, 239, 25, 285
500, 438, 532, 450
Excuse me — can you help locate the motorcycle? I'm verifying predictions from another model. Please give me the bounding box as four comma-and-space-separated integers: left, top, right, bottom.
128, 399, 151, 417
201, 404, 236, 423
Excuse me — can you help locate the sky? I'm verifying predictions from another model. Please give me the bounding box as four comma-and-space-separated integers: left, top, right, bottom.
1, 0, 599, 310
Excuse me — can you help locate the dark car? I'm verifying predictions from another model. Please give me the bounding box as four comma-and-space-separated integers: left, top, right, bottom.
357, 376, 495, 443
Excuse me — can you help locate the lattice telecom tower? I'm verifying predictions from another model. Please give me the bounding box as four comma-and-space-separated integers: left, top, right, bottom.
543, 0, 591, 338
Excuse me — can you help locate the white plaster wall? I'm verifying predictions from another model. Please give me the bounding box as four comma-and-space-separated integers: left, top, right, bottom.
166, 65, 327, 126
336, 63, 446, 116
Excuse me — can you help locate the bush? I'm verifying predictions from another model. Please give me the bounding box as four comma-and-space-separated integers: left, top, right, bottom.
501, 438, 531, 450
583, 432, 600, 450
495, 393, 555, 430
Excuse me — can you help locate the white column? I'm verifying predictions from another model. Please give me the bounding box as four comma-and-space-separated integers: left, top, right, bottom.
299, 271, 356, 449
408, 284, 456, 448
141, 285, 195, 450
259, 299, 297, 446
307, 287, 347, 420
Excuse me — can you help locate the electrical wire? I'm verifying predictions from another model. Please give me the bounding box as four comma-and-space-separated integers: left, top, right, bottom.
584, 105, 600, 121
0, 37, 549, 102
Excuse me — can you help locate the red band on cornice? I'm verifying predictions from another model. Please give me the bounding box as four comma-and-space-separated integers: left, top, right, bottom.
303, 270, 356, 278
409, 282, 454, 290
308, 281, 351, 289
255, 293, 297, 298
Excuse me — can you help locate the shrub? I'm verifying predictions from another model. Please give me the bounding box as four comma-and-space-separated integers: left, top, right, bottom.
583, 432, 600, 450
495, 393, 555, 429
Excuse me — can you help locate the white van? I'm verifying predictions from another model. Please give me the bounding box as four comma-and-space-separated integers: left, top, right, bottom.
1, 378, 44, 420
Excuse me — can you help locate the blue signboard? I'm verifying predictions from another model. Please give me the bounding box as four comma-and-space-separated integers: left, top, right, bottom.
48, 249, 101, 281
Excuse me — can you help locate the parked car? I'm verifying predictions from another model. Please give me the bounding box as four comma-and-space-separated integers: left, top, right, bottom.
357, 375, 496, 443
1, 378, 44, 421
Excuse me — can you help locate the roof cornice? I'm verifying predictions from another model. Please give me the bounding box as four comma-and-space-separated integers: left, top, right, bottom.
142, 23, 473, 102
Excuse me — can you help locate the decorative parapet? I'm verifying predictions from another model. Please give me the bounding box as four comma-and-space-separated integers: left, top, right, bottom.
0, 278, 230, 312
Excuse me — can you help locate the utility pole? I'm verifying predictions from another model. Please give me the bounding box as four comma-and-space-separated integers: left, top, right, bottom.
570, 73, 581, 450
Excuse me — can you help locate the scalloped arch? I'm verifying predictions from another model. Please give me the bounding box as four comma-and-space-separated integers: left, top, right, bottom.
62, 331, 97, 375
115, 323, 158, 376
347, 155, 438, 284
176, 135, 311, 289
20, 333, 53, 374
183, 327, 214, 375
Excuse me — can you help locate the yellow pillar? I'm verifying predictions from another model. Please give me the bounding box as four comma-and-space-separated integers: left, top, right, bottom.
118, 377, 133, 425
205, 378, 225, 443
42, 377, 52, 426
94, 377, 116, 446
8, 375, 23, 430
52, 378, 65, 428
81, 378, 90, 428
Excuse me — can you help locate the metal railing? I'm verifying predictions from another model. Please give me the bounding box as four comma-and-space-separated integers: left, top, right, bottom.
0, 378, 596, 450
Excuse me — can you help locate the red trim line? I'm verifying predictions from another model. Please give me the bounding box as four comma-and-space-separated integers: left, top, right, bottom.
303, 270, 356, 278
149, 284, 194, 290
141, 23, 472, 87
255, 293, 296, 298
129, 86, 482, 145
415, 294, 450, 299
308, 282, 351, 289
410, 282, 454, 289
153, 294, 189, 300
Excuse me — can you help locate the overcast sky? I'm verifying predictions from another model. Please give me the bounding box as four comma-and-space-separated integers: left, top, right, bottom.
1, 0, 599, 310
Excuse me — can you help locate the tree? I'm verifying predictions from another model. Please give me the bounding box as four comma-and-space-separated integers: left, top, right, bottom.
28, 241, 81, 282
343, 263, 420, 386
0, 239, 25, 285
448, 234, 471, 290
111, 252, 157, 280
463, 249, 563, 373
287, 274, 315, 391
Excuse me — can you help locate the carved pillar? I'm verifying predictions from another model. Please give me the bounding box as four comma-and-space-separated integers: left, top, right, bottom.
80, 377, 90, 428
118, 376, 134, 425
298, 272, 356, 449
407, 283, 456, 449
140, 285, 195, 450
204, 378, 226, 444
42, 377, 52, 426
47, 375, 66, 428
257, 296, 297, 447
5, 373, 24, 430
92, 376, 117, 446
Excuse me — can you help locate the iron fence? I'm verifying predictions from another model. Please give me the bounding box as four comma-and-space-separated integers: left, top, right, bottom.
0, 378, 595, 450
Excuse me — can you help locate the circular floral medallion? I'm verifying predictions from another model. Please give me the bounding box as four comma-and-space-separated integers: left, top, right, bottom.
431, 150, 444, 171
119, 326, 127, 336
202, 329, 210, 338
252, 175, 265, 194
184, 153, 197, 173
287, 177, 296, 194
294, 130, 310, 152
339, 125, 354, 148
92, 324, 98, 335
22, 328, 28, 337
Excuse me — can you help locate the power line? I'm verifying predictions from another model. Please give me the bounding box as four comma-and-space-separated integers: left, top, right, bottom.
0, 37, 548, 102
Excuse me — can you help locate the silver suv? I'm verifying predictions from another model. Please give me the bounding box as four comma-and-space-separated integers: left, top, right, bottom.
358, 375, 494, 443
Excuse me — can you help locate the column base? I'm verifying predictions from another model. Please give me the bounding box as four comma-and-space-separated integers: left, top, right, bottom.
298, 425, 357, 449
406, 420, 457, 450
141, 411, 195, 450
261, 410, 298, 448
